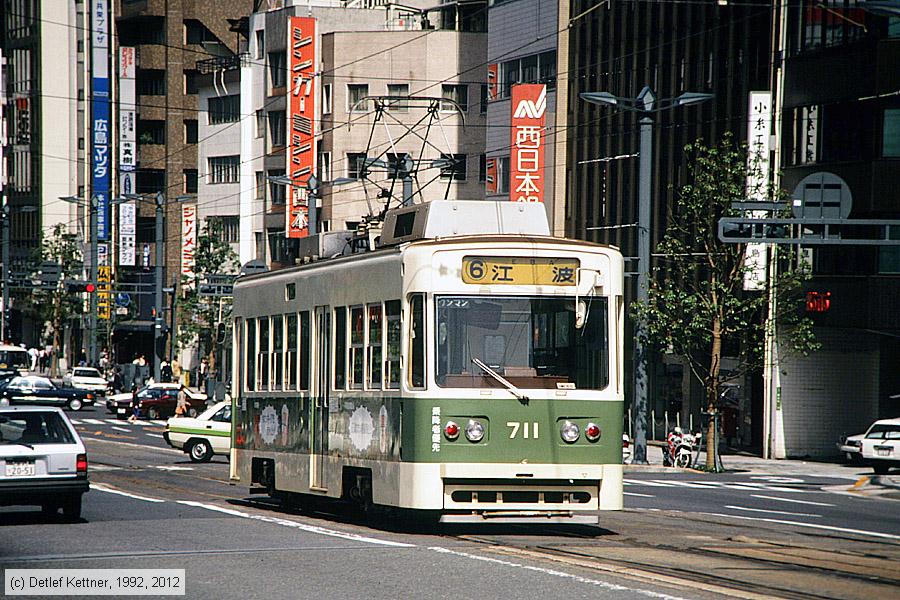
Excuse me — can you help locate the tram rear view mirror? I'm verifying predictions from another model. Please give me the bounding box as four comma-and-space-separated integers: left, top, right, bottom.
575, 299, 587, 329
467, 301, 502, 330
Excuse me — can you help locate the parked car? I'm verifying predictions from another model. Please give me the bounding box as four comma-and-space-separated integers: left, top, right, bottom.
164, 401, 231, 462
0, 376, 95, 411
0, 344, 31, 379
108, 383, 206, 420
65, 367, 109, 396
860, 418, 900, 475
0, 405, 89, 520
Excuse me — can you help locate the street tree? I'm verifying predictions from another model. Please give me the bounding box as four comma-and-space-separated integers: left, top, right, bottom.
26, 223, 85, 376
633, 134, 819, 470
176, 222, 238, 383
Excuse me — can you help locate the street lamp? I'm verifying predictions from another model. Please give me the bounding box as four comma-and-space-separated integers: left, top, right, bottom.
1, 203, 38, 342
580, 86, 713, 465
60, 194, 102, 365
267, 174, 355, 235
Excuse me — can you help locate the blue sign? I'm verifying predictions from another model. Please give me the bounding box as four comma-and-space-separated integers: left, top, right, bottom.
115, 293, 131, 307
92, 0, 111, 241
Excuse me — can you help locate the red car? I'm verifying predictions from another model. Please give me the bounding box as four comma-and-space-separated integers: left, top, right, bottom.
111, 384, 207, 420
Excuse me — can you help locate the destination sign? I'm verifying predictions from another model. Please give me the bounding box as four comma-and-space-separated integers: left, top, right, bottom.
462, 257, 579, 286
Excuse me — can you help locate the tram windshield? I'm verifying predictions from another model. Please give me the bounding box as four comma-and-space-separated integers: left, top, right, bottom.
435, 296, 609, 391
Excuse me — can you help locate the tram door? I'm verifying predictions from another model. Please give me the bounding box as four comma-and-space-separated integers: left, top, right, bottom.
311, 306, 330, 491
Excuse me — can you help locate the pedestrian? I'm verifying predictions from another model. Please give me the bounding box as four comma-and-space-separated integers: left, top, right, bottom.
28, 347, 38, 372
172, 359, 182, 384
160, 360, 172, 383
174, 389, 189, 417
112, 367, 124, 394
128, 393, 143, 423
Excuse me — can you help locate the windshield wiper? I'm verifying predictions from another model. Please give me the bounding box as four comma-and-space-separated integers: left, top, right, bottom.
471, 358, 529, 403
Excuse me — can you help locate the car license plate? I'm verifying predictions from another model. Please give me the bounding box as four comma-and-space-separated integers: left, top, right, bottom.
5, 461, 35, 477
117, 407, 126, 414
876, 447, 892, 457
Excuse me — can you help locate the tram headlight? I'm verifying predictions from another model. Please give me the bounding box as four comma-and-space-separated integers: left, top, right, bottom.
444, 420, 460, 440
585, 422, 601, 442
465, 419, 485, 443
560, 420, 580, 443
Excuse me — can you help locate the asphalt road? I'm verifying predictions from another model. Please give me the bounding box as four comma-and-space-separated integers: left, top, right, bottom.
2, 405, 898, 600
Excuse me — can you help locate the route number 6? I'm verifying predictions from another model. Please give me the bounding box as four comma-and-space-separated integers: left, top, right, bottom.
507, 421, 539, 439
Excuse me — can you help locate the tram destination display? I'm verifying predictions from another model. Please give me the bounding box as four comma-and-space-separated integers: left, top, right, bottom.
462, 256, 579, 286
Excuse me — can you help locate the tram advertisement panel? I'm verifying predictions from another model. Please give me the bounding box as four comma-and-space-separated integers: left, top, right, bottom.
286, 16, 317, 239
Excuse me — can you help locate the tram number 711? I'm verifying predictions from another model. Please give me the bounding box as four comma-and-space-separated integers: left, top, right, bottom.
507, 421, 539, 439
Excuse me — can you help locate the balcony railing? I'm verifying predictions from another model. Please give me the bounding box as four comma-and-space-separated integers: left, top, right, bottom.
196, 53, 249, 75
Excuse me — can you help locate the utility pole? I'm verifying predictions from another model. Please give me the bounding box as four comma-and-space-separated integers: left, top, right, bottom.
1, 202, 8, 343
580, 86, 713, 465
154, 191, 165, 383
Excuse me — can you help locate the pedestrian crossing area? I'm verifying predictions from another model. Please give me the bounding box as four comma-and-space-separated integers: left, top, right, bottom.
624, 478, 808, 493
70, 418, 167, 427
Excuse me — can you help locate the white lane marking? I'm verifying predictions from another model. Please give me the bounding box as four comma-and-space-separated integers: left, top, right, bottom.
750, 494, 835, 507
428, 546, 690, 600
656, 480, 720, 489
83, 436, 184, 455
110, 426, 132, 433
105, 419, 125, 425
624, 492, 656, 498
146, 433, 164, 439
750, 476, 804, 483
725, 505, 821, 518
177, 500, 415, 548
698, 511, 900, 541
69, 419, 82, 425
91, 483, 165, 503
623, 479, 674, 487
82, 419, 105, 425
155, 466, 193, 471
152, 420, 167, 425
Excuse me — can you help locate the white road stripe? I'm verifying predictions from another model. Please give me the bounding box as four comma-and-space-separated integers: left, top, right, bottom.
110, 426, 132, 433
177, 500, 414, 547
698, 511, 900, 541
725, 505, 820, 518
623, 479, 674, 487
624, 492, 656, 498
82, 436, 183, 454
146, 433, 164, 439
428, 546, 690, 600
152, 420, 167, 425
82, 419, 104, 425
750, 494, 835, 507
91, 484, 165, 503
656, 480, 721, 489
69, 419, 82, 425
105, 419, 124, 425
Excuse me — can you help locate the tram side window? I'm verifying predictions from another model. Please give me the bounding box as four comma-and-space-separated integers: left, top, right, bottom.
385, 300, 401, 389
334, 307, 347, 390
350, 306, 365, 389
367, 304, 383, 388
299, 311, 310, 390
258, 318, 270, 391
234, 318, 243, 393
273, 315, 284, 391
286, 313, 298, 390
246, 319, 256, 391
409, 294, 425, 389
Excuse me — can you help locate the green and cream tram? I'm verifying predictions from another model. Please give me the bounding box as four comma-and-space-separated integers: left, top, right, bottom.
230, 201, 624, 523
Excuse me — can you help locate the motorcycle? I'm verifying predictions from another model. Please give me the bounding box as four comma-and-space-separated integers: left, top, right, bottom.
663, 427, 698, 468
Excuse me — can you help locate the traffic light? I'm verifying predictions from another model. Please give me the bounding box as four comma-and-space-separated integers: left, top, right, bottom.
66, 281, 96, 294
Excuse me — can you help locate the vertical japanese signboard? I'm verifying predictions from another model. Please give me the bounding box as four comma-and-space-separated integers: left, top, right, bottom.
181, 205, 197, 288
485, 158, 497, 195
509, 84, 546, 203
286, 16, 317, 239
118, 47, 136, 172
97, 244, 111, 320
118, 202, 136, 266
487, 63, 498, 101
744, 91, 771, 291
92, 0, 111, 240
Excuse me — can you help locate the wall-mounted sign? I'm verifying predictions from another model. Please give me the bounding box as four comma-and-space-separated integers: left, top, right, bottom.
806, 291, 831, 313
487, 63, 498, 101
743, 91, 772, 291
286, 16, 317, 239
181, 205, 197, 287
118, 202, 136, 266
92, 0, 111, 240
510, 84, 546, 204
119, 47, 136, 172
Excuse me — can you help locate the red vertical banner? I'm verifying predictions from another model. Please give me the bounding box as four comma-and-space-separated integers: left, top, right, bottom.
485, 158, 497, 195
487, 63, 498, 101
510, 84, 546, 203
286, 16, 317, 239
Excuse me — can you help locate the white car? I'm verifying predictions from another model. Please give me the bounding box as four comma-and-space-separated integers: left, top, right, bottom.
163, 401, 231, 462
860, 418, 900, 475
0, 405, 89, 520
67, 367, 109, 396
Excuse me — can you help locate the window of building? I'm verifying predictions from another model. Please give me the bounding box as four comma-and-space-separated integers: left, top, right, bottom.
184, 70, 199, 95
268, 110, 286, 147
441, 84, 468, 112
347, 84, 369, 112
408, 294, 425, 389
269, 52, 286, 89
478, 154, 486, 183
184, 119, 198, 143
138, 119, 165, 145
207, 215, 239, 243
386, 83, 409, 112
347, 152, 367, 179
268, 169, 286, 204
497, 156, 510, 194
184, 20, 216, 45
883, 109, 900, 158
255, 110, 266, 138
387, 153, 410, 179
208, 155, 240, 184
319, 152, 331, 182
183, 169, 198, 194
137, 169, 166, 194
136, 69, 166, 96
208, 95, 240, 125
440, 153, 467, 181
322, 84, 333, 115
255, 30, 265, 59
497, 51, 556, 98
879, 228, 900, 273
480, 84, 488, 114
118, 16, 165, 46
796, 1, 865, 53
334, 307, 347, 390
255, 171, 265, 201
890, 17, 900, 38
269, 231, 288, 263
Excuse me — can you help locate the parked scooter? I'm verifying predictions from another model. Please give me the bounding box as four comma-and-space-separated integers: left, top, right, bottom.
663, 427, 698, 468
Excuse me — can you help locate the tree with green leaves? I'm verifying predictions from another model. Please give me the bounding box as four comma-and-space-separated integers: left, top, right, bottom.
26, 223, 85, 376
633, 134, 819, 470
176, 222, 238, 379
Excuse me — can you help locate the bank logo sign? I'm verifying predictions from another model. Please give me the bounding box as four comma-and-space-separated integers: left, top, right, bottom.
510, 84, 547, 204
513, 86, 547, 119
